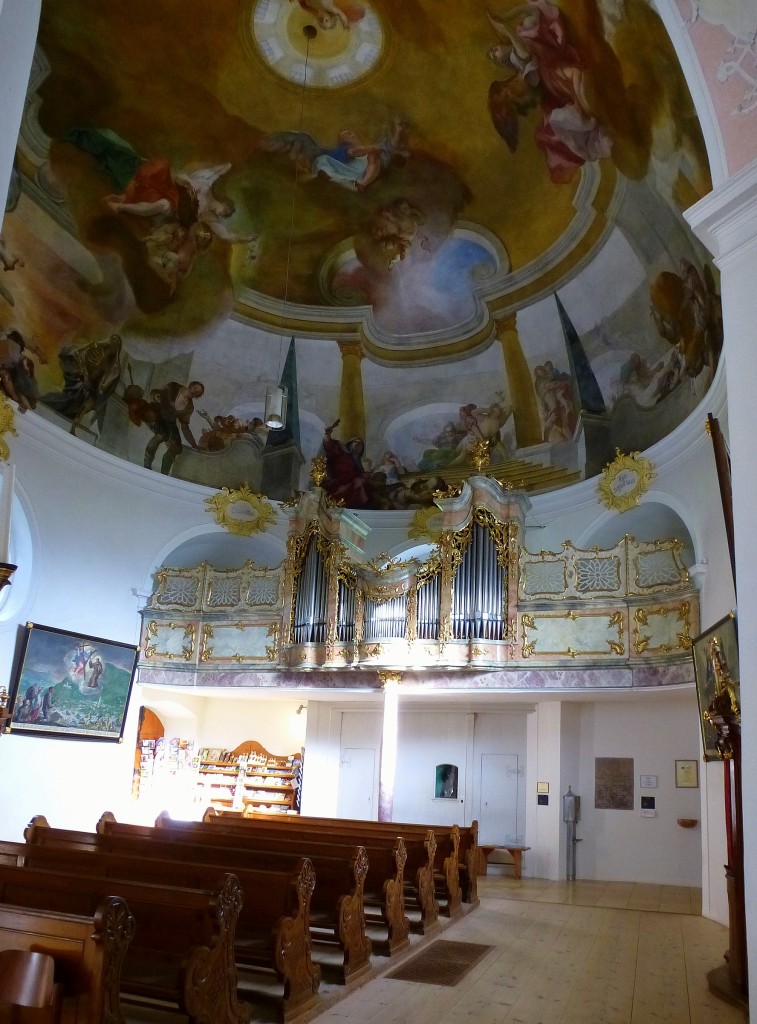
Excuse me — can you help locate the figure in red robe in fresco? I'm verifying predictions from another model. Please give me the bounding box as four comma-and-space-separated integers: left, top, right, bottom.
486, 0, 612, 183
322, 419, 374, 509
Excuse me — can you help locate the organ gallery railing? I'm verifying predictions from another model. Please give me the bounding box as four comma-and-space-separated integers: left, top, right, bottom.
138, 477, 698, 677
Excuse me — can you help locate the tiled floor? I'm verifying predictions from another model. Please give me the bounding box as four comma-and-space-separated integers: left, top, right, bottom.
311, 875, 745, 1024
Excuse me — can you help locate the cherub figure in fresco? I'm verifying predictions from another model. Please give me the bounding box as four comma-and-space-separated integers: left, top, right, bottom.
144, 221, 215, 294
290, 0, 364, 30
263, 117, 409, 193
0, 327, 47, 413
486, 1, 612, 183
370, 199, 429, 264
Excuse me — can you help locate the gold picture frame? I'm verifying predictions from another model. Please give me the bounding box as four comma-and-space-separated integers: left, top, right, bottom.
597, 449, 656, 513
205, 485, 277, 537
691, 610, 739, 762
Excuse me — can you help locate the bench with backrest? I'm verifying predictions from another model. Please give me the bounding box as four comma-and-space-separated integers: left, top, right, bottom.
231, 811, 466, 922
0, 859, 250, 1024
0, 895, 133, 1024
22, 821, 320, 1021
203, 811, 440, 933
153, 814, 410, 956
26, 822, 365, 987
100, 817, 372, 979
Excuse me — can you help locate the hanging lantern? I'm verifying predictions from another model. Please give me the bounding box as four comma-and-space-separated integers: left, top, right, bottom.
264, 384, 288, 429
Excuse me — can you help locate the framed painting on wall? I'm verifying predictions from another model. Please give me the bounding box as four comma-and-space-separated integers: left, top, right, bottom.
691, 610, 739, 761
8, 622, 138, 741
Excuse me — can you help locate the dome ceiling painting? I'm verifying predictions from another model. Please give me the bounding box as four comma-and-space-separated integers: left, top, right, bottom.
0, 0, 722, 511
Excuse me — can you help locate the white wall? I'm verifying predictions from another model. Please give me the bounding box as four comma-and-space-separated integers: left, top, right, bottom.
0, 407, 731, 898
573, 694, 703, 885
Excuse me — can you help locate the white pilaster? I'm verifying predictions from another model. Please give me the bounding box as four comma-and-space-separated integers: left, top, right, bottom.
686, 158, 757, 998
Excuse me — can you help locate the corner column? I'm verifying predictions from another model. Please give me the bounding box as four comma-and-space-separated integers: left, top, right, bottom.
377, 670, 401, 822
337, 340, 366, 443
496, 314, 542, 448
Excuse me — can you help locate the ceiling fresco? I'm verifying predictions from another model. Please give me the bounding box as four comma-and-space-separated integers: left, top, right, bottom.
0, 0, 722, 511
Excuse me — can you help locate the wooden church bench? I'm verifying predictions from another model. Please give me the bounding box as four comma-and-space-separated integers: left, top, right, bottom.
0, 895, 133, 1024
0, 854, 249, 1024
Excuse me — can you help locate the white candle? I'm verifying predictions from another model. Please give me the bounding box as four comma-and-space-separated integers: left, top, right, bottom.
0, 463, 15, 565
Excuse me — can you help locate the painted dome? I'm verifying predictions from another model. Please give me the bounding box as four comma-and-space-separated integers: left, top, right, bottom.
0, 0, 720, 511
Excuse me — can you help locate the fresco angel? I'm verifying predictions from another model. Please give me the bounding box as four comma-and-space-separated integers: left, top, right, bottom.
263, 117, 408, 193
486, 1, 612, 183
291, 0, 364, 31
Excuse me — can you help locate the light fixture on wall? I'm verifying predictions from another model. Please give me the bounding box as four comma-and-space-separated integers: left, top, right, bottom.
264, 24, 317, 430
296, 703, 307, 715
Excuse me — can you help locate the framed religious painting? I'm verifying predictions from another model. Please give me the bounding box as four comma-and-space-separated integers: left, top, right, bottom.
7, 622, 138, 741
691, 611, 739, 762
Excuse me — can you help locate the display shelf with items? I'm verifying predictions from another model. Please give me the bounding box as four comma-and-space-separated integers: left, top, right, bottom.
195, 740, 302, 814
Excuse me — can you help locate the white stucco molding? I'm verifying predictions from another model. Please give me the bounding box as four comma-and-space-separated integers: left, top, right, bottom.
653, 0, 728, 186
685, 158, 757, 264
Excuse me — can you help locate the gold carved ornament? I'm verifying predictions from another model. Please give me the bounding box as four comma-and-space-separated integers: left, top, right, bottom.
408, 506, 444, 543
634, 603, 692, 654
378, 670, 402, 688
205, 485, 277, 536
143, 621, 196, 661
0, 395, 17, 463
607, 611, 625, 655
520, 614, 537, 658
597, 449, 656, 513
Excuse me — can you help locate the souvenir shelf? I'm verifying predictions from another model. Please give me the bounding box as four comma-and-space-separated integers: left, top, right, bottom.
195, 740, 301, 814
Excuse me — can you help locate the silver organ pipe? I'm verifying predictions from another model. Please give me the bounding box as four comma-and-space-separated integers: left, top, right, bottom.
337, 580, 356, 642
452, 522, 505, 640
364, 594, 409, 641
417, 574, 440, 640
293, 537, 329, 643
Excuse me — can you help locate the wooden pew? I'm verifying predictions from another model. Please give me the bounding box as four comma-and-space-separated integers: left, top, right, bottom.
248, 812, 479, 911
201, 809, 438, 935
152, 814, 411, 957
0, 895, 133, 1024
25, 825, 362, 988
0, 853, 250, 1024
23, 821, 320, 1020
208, 810, 457, 925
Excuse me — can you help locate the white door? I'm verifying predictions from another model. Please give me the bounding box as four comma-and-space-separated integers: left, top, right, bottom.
337, 747, 376, 820
479, 753, 521, 844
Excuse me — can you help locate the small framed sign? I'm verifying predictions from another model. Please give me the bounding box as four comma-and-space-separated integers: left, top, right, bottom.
675, 759, 699, 789
639, 775, 658, 789
536, 781, 549, 795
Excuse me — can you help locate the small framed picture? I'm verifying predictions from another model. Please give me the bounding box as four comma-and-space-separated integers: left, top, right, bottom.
675, 759, 699, 788
536, 781, 549, 795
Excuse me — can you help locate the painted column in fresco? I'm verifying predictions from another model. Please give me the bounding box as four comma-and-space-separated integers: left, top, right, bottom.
337, 340, 366, 445
377, 670, 401, 822
495, 315, 542, 448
